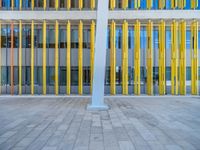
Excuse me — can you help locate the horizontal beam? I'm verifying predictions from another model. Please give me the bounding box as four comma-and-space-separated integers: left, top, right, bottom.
0, 10, 200, 21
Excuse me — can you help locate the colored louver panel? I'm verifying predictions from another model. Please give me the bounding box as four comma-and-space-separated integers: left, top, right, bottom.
110, 20, 116, 95
146, 20, 153, 95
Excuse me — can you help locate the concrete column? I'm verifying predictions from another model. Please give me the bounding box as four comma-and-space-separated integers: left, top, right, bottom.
87, 0, 109, 110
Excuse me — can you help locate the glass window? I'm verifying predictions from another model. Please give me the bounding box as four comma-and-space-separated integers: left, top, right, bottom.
1, 25, 7, 48
2, 0, 10, 9
26, 67, 31, 85
128, 67, 133, 85
71, 0, 79, 9
116, 66, 121, 85
14, 0, 20, 9
116, 27, 122, 49
83, 67, 90, 86
115, 0, 122, 9
14, 26, 19, 48
83, 0, 90, 9
60, 28, 66, 48
166, 27, 171, 50
128, 27, 134, 49
141, 27, 146, 50
34, 27, 38, 48
14, 67, 19, 85
23, 0, 31, 9
141, 67, 146, 83
7, 26, 11, 48
128, 0, 134, 9
49, 0, 55, 8
37, 27, 43, 48
153, 27, 159, 50
105, 67, 110, 85
186, 67, 191, 80
48, 26, 55, 48
83, 28, 90, 49
107, 28, 110, 49
1, 67, 7, 85
60, 0, 66, 8
60, 67, 66, 85
153, 0, 159, 9
166, 67, 171, 80
186, 30, 190, 49
49, 67, 55, 86
37, 67, 42, 86
153, 67, 159, 83
71, 67, 78, 85
25, 25, 31, 48
35, 0, 43, 8
71, 28, 78, 48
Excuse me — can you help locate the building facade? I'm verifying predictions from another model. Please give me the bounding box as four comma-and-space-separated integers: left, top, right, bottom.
0, 0, 200, 95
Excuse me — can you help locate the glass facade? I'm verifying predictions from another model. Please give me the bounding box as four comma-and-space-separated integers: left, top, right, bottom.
0, 22, 199, 95
0, 0, 200, 10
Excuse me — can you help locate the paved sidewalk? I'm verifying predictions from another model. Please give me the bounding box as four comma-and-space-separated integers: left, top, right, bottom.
0, 97, 199, 150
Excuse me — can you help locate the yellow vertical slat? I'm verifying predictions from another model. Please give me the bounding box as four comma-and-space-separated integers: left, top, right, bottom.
55, 20, 59, 95
122, 20, 128, 95
31, 0, 34, 10
191, 20, 198, 95
110, 0, 115, 10
55, 0, 59, 10
159, 0, 166, 9
171, 0, 178, 9
31, 20, 34, 95
67, 20, 71, 95
146, 20, 153, 95
78, 21, 83, 95
90, 20, 95, 94
43, 20, 46, 95
178, 0, 186, 9
19, 20, 22, 95
79, 0, 83, 10
191, 0, 198, 9
0, 21, 1, 94
147, 0, 153, 9
67, 0, 71, 10
44, 0, 46, 10
110, 20, 116, 95
134, 20, 140, 95
179, 20, 186, 95
158, 20, 166, 95
19, 0, 22, 10
171, 20, 178, 95
11, 0, 14, 10
122, 0, 128, 10
91, 0, 95, 10
134, 0, 141, 9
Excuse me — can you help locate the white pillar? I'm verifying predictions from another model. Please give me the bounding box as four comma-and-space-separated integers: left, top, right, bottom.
87, 0, 109, 110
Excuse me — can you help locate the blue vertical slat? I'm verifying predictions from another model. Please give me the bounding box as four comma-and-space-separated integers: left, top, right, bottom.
185, 0, 190, 9
140, 0, 146, 9
15, 0, 19, 8
166, 0, 171, 9
153, 0, 158, 9
128, 0, 134, 9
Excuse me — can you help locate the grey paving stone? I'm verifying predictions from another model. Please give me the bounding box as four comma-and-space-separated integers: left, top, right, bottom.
0, 97, 199, 150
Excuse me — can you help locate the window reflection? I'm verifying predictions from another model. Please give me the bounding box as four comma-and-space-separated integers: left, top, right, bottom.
71, 28, 78, 48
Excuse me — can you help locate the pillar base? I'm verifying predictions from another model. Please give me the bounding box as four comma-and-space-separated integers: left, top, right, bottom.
86, 104, 109, 111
